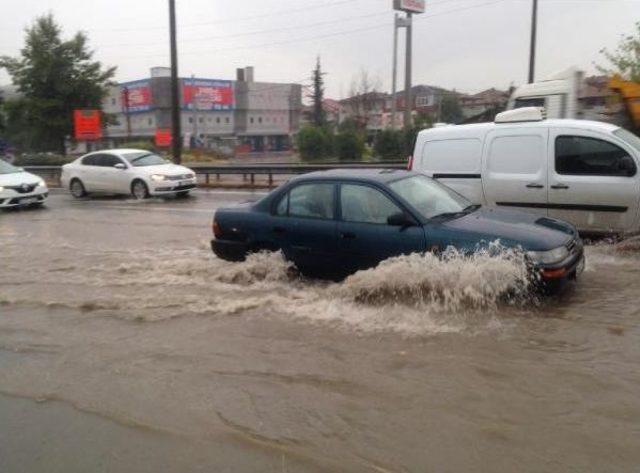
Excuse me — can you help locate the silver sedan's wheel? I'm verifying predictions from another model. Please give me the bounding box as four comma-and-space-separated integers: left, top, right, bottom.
70, 179, 86, 199
131, 180, 149, 200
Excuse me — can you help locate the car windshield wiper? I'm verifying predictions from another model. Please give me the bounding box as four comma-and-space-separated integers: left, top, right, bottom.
129, 153, 155, 164
430, 204, 481, 221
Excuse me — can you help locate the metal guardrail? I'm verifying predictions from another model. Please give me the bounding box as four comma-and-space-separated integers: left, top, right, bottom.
24, 162, 407, 188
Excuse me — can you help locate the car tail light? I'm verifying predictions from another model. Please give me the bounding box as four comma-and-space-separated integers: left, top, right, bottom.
212, 220, 223, 238
407, 155, 414, 170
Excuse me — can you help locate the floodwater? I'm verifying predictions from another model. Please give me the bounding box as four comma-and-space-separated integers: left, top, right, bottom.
1, 191, 639, 472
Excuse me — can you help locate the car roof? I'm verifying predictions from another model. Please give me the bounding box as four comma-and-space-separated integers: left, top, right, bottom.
82, 149, 150, 157
416, 118, 620, 141
291, 168, 414, 184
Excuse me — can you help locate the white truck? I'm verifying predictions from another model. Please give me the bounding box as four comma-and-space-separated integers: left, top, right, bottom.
507, 67, 584, 119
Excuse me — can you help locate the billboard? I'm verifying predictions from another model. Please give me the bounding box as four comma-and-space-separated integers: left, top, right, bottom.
74, 109, 102, 140
155, 129, 172, 147
121, 79, 153, 113
182, 78, 234, 111
394, 0, 425, 13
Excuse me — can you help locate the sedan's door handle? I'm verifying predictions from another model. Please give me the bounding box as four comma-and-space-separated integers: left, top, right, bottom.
341, 232, 356, 240
273, 226, 286, 234
526, 183, 545, 189
550, 184, 570, 190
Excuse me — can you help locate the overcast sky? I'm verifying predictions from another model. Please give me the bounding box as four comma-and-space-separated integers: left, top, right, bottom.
0, 0, 638, 98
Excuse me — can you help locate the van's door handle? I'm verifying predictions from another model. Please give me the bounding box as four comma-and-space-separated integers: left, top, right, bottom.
341, 232, 356, 240
273, 226, 286, 234
550, 184, 570, 190
526, 183, 544, 189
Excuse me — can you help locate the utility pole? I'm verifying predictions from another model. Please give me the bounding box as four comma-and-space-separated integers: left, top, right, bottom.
403, 12, 413, 129
528, 0, 538, 84
169, 0, 182, 163
391, 13, 399, 130
191, 74, 198, 147
123, 86, 132, 139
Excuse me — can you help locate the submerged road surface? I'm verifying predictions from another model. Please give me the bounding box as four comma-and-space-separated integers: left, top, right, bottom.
1, 190, 639, 472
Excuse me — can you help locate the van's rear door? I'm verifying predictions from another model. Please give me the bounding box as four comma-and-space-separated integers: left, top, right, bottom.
481, 127, 549, 216
547, 129, 640, 234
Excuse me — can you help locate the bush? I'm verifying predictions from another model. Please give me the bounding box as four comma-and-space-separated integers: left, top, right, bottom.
296, 126, 333, 161
13, 153, 73, 166
334, 130, 364, 161
374, 129, 404, 161
118, 140, 156, 152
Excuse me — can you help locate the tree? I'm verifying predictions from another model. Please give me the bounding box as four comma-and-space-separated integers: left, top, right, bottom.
438, 93, 463, 124
0, 14, 115, 153
309, 56, 326, 127
374, 129, 404, 160
344, 69, 383, 131
598, 21, 640, 81
334, 129, 364, 161
296, 125, 333, 161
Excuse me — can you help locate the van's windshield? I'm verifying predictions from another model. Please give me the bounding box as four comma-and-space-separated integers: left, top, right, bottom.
614, 128, 640, 154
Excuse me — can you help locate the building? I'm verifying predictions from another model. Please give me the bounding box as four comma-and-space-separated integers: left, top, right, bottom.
101, 66, 302, 155
459, 88, 510, 122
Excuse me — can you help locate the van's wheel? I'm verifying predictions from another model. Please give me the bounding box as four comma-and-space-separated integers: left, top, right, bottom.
70, 179, 87, 199
131, 180, 149, 200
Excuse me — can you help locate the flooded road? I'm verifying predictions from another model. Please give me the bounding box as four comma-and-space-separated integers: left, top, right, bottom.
1, 190, 639, 472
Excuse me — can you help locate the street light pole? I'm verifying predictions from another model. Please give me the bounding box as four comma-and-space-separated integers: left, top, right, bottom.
403, 12, 413, 129
528, 0, 538, 84
169, 0, 182, 164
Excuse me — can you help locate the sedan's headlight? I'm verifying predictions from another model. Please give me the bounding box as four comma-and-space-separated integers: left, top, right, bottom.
527, 246, 569, 265
0, 186, 4, 192
151, 174, 167, 182
37, 179, 46, 187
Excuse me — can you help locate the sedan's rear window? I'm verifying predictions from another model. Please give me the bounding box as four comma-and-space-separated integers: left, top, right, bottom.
288, 183, 334, 220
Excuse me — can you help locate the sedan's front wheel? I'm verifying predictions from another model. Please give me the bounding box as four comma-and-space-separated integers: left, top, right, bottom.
131, 180, 149, 200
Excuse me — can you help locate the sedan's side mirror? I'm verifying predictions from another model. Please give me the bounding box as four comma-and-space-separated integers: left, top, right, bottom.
387, 212, 415, 228
114, 163, 126, 170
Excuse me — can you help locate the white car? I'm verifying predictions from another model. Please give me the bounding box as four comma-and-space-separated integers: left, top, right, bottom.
0, 159, 48, 209
61, 149, 197, 199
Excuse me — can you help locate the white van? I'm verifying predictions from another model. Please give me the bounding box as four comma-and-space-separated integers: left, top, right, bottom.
410, 108, 640, 236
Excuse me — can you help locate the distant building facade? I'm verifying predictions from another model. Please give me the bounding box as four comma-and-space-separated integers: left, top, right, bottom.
101, 67, 302, 154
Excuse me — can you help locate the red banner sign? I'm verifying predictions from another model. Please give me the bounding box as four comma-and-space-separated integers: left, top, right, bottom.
182, 79, 234, 111
155, 129, 172, 147
74, 109, 102, 141
121, 80, 153, 113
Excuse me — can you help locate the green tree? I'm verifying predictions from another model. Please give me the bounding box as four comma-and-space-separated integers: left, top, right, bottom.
373, 129, 404, 160
598, 21, 640, 81
296, 125, 333, 161
439, 93, 463, 124
0, 14, 115, 153
335, 129, 364, 161
309, 56, 326, 127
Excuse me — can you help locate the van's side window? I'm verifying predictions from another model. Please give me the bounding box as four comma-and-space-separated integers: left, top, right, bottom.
556, 136, 637, 177
488, 135, 544, 174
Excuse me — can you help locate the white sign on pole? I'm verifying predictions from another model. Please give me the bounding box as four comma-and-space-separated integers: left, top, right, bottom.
393, 0, 425, 14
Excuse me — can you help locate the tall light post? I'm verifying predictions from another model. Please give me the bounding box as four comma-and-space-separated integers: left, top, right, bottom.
169, 0, 182, 164
392, 0, 425, 130
528, 0, 538, 83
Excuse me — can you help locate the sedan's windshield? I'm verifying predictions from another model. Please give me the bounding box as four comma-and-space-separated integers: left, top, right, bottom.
0, 159, 20, 174
389, 175, 472, 220
122, 152, 168, 167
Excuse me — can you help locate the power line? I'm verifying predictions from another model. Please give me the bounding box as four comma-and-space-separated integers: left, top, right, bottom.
98, 10, 391, 49
114, 0, 508, 61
